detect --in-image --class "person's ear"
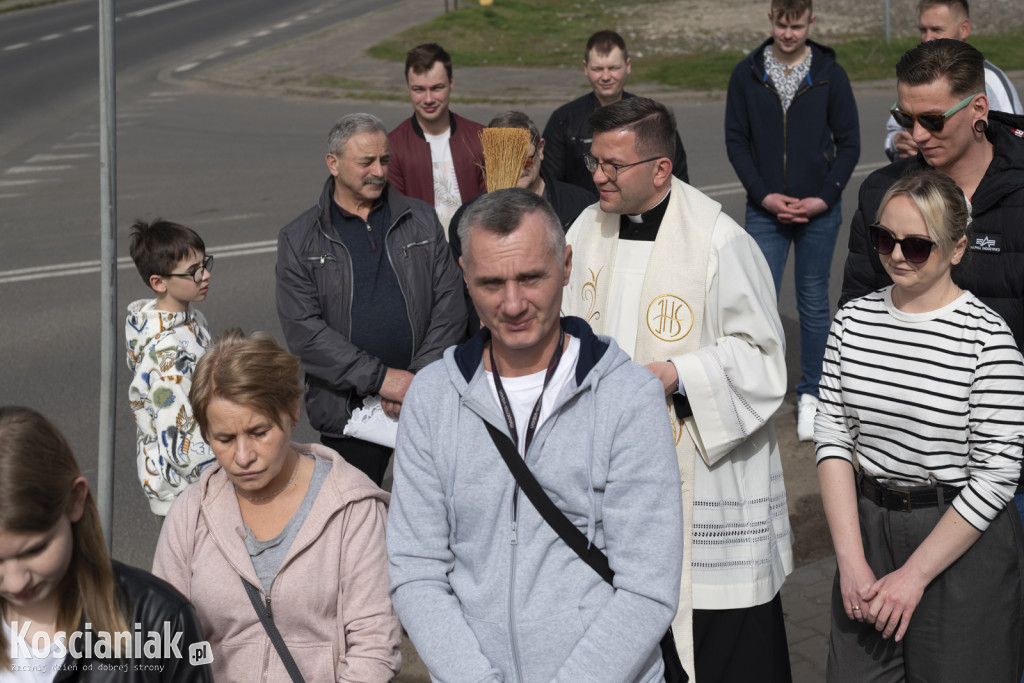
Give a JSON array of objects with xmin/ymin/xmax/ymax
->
[
  {"xmin": 652, "ymin": 158, "xmax": 673, "ymax": 187},
  {"xmin": 563, "ymin": 244, "xmax": 573, "ymax": 285},
  {"xmin": 624, "ymin": 58, "xmax": 631, "ymax": 77},
  {"xmin": 326, "ymin": 153, "xmax": 340, "ymax": 177},
  {"xmin": 149, "ymin": 274, "xmax": 168, "ymax": 294},
  {"xmin": 950, "ymin": 236, "xmax": 968, "ymax": 266},
  {"xmin": 537, "ymin": 138, "xmax": 546, "ymax": 163},
  {"xmin": 67, "ymin": 477, "xmax": 89, "ymax": 524}
]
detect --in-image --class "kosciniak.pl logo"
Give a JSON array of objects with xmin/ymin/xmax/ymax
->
[{"xmin": 9, "ymin": 621, "xmax": 213, "ymax": 666}]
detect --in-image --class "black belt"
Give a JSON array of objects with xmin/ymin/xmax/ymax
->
[{"xmin": 858, "ymin": 472, "xmax": 960, "ymax": 512}]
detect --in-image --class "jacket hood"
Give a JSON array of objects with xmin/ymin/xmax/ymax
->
[
  {"xmin": 193, "ymin": 442, "xmax": 389, "ymax": 587},
  {"xmin": 746, "ymin": 38, "xmax": 836, "ymax": 82},
  {"xmin": 975, "ymin": 112, "xmax": 1024, "ymax": 213},
  {"xmin": 125, "ymin": 299, "xmax": 198, "ymax": 372},
  {"xmin": 450, "ymin": 315, "xmax": 612, "ymax": 389}
]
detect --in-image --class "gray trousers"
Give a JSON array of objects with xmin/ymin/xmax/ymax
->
[{"xmin": 827, "ymin": 493, "xmax": 1024, "ymax": 683}]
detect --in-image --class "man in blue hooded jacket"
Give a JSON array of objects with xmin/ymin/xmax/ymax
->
[
  {"xmin": 725, "ymin": 0, "xmax": 860, "ymax": 443},
  {"xmin": 387, "ymin": 188, "xmax": 684, "ymax": 682}
]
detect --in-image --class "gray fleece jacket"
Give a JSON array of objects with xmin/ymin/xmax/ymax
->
[{"xmin": 387, "ymin": 316, "xmax": 684, "ymax": 683}]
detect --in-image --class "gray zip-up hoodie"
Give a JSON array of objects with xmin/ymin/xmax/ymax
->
[{"xmin": 388, "ymin": 317, "xmax": 684, "ymax": 682}]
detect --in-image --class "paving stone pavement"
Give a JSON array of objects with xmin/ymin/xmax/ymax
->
[{"xmin": 782, "ymin": 556, "xmax": 836, "ymax": 682}]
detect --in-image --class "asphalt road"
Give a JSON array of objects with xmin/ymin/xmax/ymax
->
[{"xmin": 0, "ymin": 0, "xmax": 896, "ymax": 568}]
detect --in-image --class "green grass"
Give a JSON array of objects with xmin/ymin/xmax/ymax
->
[
  {"xmin": 368, "ymin": 0, "xmax": 668, "ymax": 68},
  {"xmin": 370, "ymin": 0, "xmax": 1024, "ymax": 90}
]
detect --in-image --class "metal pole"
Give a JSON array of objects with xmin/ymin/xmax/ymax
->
[
  {"xmin": 885, "ymin": 0, "xmax": 891, "ymax": 45},
  {"xmin": 97, "ymin": 0, "xmax": 117, "ymax": 548}
]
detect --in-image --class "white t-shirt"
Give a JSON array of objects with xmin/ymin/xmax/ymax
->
[
  {"xmin": 423, "ymin": 130, "xmax": 463, "ymax": 230},
  {"xmin": 0, "ymin": 619, "xmax": 64, "ymax": 682},
  {"xmin": 485, "ymin": 335, "xmax": 581, "ymax": 455}
]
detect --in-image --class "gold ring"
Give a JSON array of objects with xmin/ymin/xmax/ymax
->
[{"xmin": 851, "ymin": 605, "xmax": 861, "ymax": 611}]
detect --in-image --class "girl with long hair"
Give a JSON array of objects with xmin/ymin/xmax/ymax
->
[{"xmin": 0, "ymin": 406, "xmax": 210, "ymax": 682}]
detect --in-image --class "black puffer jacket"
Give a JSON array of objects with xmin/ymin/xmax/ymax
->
[
  {"xmin": 52, "ymin": 561, "xmax": 211, "ymax": 682},
  {"xmin": 840, "ymin": 111, "xmax": 1024, "ymax": 347}
]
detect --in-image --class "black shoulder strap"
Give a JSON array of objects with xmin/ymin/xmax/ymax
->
[
  {"xmin": 484, "ymin": 421, "xmax": 689, "ymax": 683},
  {"xmin": 241, "ymin": 578, "xmax": 306, "ymax": 683},
  {"xmin": 484, "ymin": 421, "xmax": 613, "ymax": 583}
]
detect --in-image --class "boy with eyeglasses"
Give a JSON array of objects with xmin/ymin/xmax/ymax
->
[
  {"xmin": 725, "ymin": 0, "xmax": 860, "ymax": 442},
  {"xmin": 126, "ymin": 219, "xmax": 215, "ymax": 520}
]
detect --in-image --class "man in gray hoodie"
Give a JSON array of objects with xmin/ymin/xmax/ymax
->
[{"xmin": 387, "ymin": 188, "xmax": 685, "ymax": 682}]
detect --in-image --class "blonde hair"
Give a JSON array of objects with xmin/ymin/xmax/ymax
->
[
  {"xmin": 0, "ymin": 407, "xmax": 128, "ymax": 671},
  {"xmin": 877, "ymin": 167, "xmax": 972, "ymax": 254},
  {"xmin": 190, "ymin": 329, "xmax": 304, "ymax": 442}
]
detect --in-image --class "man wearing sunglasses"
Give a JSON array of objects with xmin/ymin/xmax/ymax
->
[
  {"xmin": 563, "ymin": 97, "xmax": 793, "ymax": 682},
  {"xmin": 884, "ymin": 0, "xmax": 1022, "ymax": 161},
  {"xmin": 841, "ymin": 39, "xmax": 1024, "ymax": 352}
]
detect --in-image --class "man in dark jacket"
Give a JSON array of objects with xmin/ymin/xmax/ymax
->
[
  {"xmin": 542, "ymin": 30, "xmax": 689, "ymax": 194},
  {"xmin": 725, "ymin": 0, "xmax": 860, "ymax": 442},
  {"xmin": 388, "ymin": 43, "xmax": 486, "ymax": 230},
  {"xmin": 841, "ymin": 39, "xmax": 1024, "ymax": 348},
  {"xmin": 276, "ymin": 113, "xmax": 467, "ymax": 485}
]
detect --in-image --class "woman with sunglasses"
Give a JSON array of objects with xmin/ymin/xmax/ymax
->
[
  {"xmin": 152, "ymin": 330, "xmax": 401, "ymax": 682},
  {"xmin": 815, "ymin": 168, "xmax": 1024, "ymax": 682}
]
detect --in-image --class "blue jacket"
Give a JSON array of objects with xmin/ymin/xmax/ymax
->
[
  {"xmin": 725, "ymin": 39, "xmax": 860, "ymax": 214},
  {"xmin": 387, "ymin": 317, "xmax": 684, "ymax": 682}
]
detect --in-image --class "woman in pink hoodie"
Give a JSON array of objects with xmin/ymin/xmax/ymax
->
[{"xmin": 153, "ymin": 330, "xmax": 401, "ymax": 682}]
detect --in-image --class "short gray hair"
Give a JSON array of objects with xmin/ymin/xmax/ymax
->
[
  {"xmin": 326, "ymin": 113, "xmax": 387, "ymax": 157},
  {"xmin": 458, "ymin": 188, "xmax": 565, "ymax": 264}
]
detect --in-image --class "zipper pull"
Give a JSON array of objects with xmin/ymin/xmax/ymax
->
[
  {"xmin": 366, "ymin": 223, "xmax": 376, "ymax": 250},
  {"xmin": 265, "ymin": 596, "xmax": 272, "ymax": 618},
  {"xmin": 319, "ymin": 254, "xmax": 326, "ymax": 266},
  {"xmin": 510, "ymin": 520, "xmax": 518, "ymax": 545}
]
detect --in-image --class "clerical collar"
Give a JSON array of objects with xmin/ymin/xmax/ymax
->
[{"xmin": 619, "ymin": 190, "xmax": 670, "ymax": 241}]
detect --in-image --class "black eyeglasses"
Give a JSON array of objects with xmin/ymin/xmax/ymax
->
[
  {"xmin": 868, "ymin": 225, "xmax": 936, "ymax": 264},
  {"xmin": 583, "ymin": 153, "xmax": 660, "ymax": 181},
  {"xmin": 161, "ymin": 254, "xmax": 213, "ymax": 283},
  {"xmin": 889, "ymin": 92, "xmax": 983, "ymax": 133}
]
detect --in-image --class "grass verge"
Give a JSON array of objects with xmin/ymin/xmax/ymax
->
[{"xmin": 370, "ymin": 0, "xmax": 1024, "ymax": 90}]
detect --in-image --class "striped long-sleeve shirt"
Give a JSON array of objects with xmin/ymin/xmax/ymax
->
[{"xmin": 815, "ymin": 287, "xmax": 1024, "ymax": 531}]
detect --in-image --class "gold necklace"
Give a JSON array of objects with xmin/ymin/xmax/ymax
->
[{"xmin": 236, "ymin": 457, "xmax": 300, "ymax": 503}]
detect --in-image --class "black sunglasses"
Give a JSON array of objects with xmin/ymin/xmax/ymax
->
[
  {"xmin": 868, "ymin": 225, "xmax": 936, "ymax": 264},
  {"xmin": 889, "ymin": 92, "xmax": 983, "ymax": 133}
]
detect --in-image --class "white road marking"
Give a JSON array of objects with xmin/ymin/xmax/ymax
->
[
  {"xmin": 27, "ymin": 153, "xmax": 92, "ymax": 162},
  {"xmin": 0, "ymin": 193, "xmax": 26, "ymax": 199},
  {"xmin": 126, "ymin": 0, "xmax": 202, "ymax": 19},
  {"xmin": 40, "ymin": 33, "xmax": 62, "ymax": 41},
  {"xmin": 231, "ymin": 39, "xmax": 250, "ymax": 47},
  {"xmin": 175, "ymin": 62, "xmax": 200, "ymax": 72},
  {"xmin": 53, "ymin": 142, "xmax": 100, "ymax": 149},
  {"xmin": 0, "ymin": 179, "xmax": 50, "ymax": 187},
  {"xmin": 253, "ymin": 30, "xmax": 271, "ymax": 37},
  {"xmin": 0, "ymin": 240, "xmax": 276, "ymax": 285},
  {"xmin": 205, "ymin": 51, "xmax": 225, "ymax": 60},
  {"xmin": 273, "ymin": 22, "xmax": 291, "ymax": 29},
  {"xmin": 4, "ymin": 43, "xmax": 29, "ymax": 51},
  {"xmin": 72, "ymin": 24, "xmax": 93, "ymax": 32},
  {"xmin": 5, "ymin": 165, "xmax": 74, "ymax": 174}
]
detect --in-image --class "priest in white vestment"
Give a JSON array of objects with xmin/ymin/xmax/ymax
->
[{"xmin": 563, "ymin": 97, "xmax": 794, "ymax": 683}]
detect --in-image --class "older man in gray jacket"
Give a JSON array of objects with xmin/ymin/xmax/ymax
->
[
  {"xmin": 276, "ymin": 113, "xmax": 467, "ymax": 486},
  {"xmin": 387, "ymin": 188, "xmax": 684, "ymax": 682}
]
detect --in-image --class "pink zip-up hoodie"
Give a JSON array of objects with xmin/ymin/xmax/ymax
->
[{"xmin": 153, "ymin": 442, "xmax": 401, "ymax": 682}]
